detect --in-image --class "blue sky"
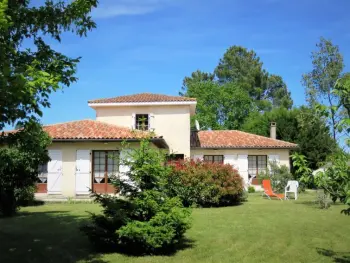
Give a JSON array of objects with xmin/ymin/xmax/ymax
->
[{"xmin": 33, "ymin": 0, "xmax": 350, "ymax": 125}]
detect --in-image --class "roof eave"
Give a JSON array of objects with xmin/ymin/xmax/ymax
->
[
  {"xmin": 191, "ymin": 146, "xmax": 298, "ymax": 150},
  {"xmin": 52, "ymin": 138, "xmax": 169, "ymax": 149}
]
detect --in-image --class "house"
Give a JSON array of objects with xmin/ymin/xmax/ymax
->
[{"xmin": 19, "ymin": 93, "xmax": 297, "ymax": 197}]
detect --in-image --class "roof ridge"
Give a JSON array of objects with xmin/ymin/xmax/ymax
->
[{"xmin": 88, "ymin": 92, "xmax": 196, "ymax": 103}]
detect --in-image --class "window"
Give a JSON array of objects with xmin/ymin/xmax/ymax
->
[
  {"xmin": 38, "ymin": 163, "xmax": 48, "ymax": 183},
  {"xmin": 135, "ymin": 114, "xmax": 149, "ymax": 130},
  {"xmin": 93, "ymin": 151, "xmax": 119, "ymax": 184},
  {"xmin": 248, "ymin": 155, "xmax": 267, "ymax": 178},
  {"xmin": 204, "ymin": 155, "xmax": 224, "ymax": 163}
]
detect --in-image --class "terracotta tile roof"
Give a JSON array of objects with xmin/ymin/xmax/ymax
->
[
  {"xmin": 88, "ymin": 93, "xmax": 196, "ymax": 104},
  {"xmin": 41, "ymin": 120, "xmax": 161, "ymax": 140},
  {"xmin": 191, "ymin": 130, "xmax": 298, "ymax": 149}
]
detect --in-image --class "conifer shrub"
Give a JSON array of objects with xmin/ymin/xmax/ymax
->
[{"xmin": 81, "ymin": 139, "xmax": 191, "ymax": 254}]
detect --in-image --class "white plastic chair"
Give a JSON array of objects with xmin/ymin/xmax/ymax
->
[{"xmin": 285, "ymin": 180, "xmax": 299, "ymax": 200}]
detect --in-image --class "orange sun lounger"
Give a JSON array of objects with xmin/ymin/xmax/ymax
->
[{"xmin": 262, "ymin": 180, "xmax": 284, "ymax": 201}]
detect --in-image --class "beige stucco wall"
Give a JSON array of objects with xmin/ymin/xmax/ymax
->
[
  {"xmin": 94, "ymin": 105, "xmax": 191, "ymax": 157},
  {"xmin": 191, "ymin": 148, "xmax": 291, "ymax": 168},
  {"xmin": 191, "ymin": 148, "xmax": 291, "ymax": 183},
  {"xmin": 47, "ymin": 141, "xmax": 143, "ymax": 197}
]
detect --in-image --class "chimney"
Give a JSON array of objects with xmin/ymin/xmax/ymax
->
[{"xmin": 270, "ymin": 122, "xmax": 276, "ymax": 139}]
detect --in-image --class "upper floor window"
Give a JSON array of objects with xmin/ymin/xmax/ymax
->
[
  {"xmin": 204, "ymin": 155, "xmax": 224, "ymax": 164},
  {"xmin": 135, "ymin": 114, "xmax": 149, "ymax": 130}
]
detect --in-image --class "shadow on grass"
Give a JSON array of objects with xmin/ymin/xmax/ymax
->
[
  {"xmin": 109, "ymin": 237, "xmax": 195, "ymax": 257},
  {"xmin": 0, "ymin": 209, "xmax": 107, "ymax": 263},
  {"xmin": 317, "ymin": 248, "xmax": 350, "ymax": 263}
]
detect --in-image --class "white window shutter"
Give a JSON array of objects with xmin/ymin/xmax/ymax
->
[
  {"xmin": 131, "ymin": 113, "xmax": 136, "ymax": 129},
  {"xmin": 237, "ymin": 154, "xmax": 248, "ymax": 183},
  {"xmin": 224, "ymin": 155, "xmax": 236, "ymax": 166},
  {"xmin": 119, "ymin": 149, "xmax": 132, "ymax": 180},
  {"xmin": 268, "ymin": 155, "xmax": 280, "ymax": 165},
  {"xmin": 193, "ymin": 155, "xmax": 203, "ymax": 161},
  {"xmin": 148, "ymin": 113, "xmax": 154, "ymax": 131}
]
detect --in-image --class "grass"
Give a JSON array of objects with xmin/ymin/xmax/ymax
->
[{"xmin": 1, "ymin": 192, "xmax": 350, "ymax": 263}]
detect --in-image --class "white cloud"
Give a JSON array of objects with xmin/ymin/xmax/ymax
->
[{"xmin": 92, "ymin": 0, "xmax": 175, "ymax": 19}]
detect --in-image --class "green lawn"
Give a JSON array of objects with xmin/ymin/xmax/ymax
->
[{"xmin": 1, "ymin": 192, "xmax": 349, "ymax": 263}]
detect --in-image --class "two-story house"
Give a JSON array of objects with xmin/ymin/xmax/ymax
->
[{"xmin": 34, "ymin": 93, "xmax": 297, "ymax": 197}]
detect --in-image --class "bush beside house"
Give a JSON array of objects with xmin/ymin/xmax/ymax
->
[{"xmin": 166, "ymin": 160, "xmax": 244, "ymax": 207}]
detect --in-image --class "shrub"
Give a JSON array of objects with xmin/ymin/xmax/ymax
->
[
  {"xmin": 166, "ymin": 160, "xmax": 244, "ymax": 207},
  {"xmin": 15, "ymin": 185, "xmax": 36, "ymax": 206},
  {"xmin": 81, "ymin": 139, "xmax": 191, "ymax": 254},
  {"xmin": 247, "ymin": 186, "xmax": 255, "ymax": 193},
  {"xmin": 0, "ymin": 122, "xmax": 50, "ymax": 217},
  {"xmin": 314, "ymin": 152, "xmax": 350, "ymax": 215},
  {"xmin": 316, "ymin": 190, "xmax": 331, "ymax": 209}
]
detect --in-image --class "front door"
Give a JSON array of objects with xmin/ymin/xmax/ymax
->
[
  {"xmin": 76, "ymin": 150, "xmax": 91, "ymax": 195},
  {"xmin": 47, "ymin": 150, "xmax": 62, "ymax": 194}
]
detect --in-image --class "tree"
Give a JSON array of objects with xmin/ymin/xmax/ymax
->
[
  {"xmin": 180, "ymin": 46, "xmax": 293, "ymax": 130},
  {"xmin": 182, "ymin": 80, "xmax": 253, "ymax": 130},
  {"xmin": 0, "ymin": 0, "xmax": 97, "ymax": 216},
  {"xmin": 81, "ymin": 139, "xmax": 191, "ymax": 254},
  {"xmin": 0, "ymin": 0, "xmax": 97, "ymax": 130},
  {"xmin": 0, "ymin": 121, "xmax": 51, "ymax": 216},
  {"xmin": 214, "ymin": 46, "xmax": 293, "ymax": 110},
  {"xmin": 302, "ymin": 37, "xmax": 344, "ymax": 141},
  {"xmin": 242, "ymin": 107, "xmax": 337, "ymax": 170}
]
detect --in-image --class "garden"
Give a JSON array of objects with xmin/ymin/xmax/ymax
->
[{"xmin": 0, "ymin": 192, "xmax": 349, "ymax": 263}]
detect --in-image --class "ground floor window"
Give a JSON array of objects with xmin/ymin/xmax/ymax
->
[
  {"xmin": 93, "ymin": 151, "xmax": 119, "ymax": 193},
  {"xmin": 248, "ymin": 155, "xmax": 267, "ymax": 178},
  {"xmin": 37, "ymin": 163, "xmax": 48, "ymax": 193},
  {"xmin": 204, "ymin": 155, "xmax": 224, "ymax": 164}
]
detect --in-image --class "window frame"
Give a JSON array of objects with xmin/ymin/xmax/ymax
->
[
  {"xmin": 38, "ymin": 163, "xmax": 48, "ymax": 183},
  {"xmin": 135, "ymin": 114, "xmax": 149, "ymax": 131},
  {"xmin": 248, "ymin": 155, "xmax": 267, "ymax": 178},
  {"xmin": 203, "ymin": 155, "xmax": 224, "ymax": 164},
  {"xmin": 92, "ymin": 150, "xmax": 119, "ymax": 193}
]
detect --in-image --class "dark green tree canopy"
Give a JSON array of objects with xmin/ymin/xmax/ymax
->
[
  {"xmin": 180, "ymin": 45, "xmax": 293, "ymax": 130},
  {"xmin": 242, "ymin": 107, "xmax": 337, "ymax": 170}
]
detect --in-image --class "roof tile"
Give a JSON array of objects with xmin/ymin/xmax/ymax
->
[
  {"xmin": 191, "ymin": 130, "xmax": 297, "ymax": 149},
  {"xmin": 42, "ymin": 120, "xmax": 159, "ymax": 140},
  {"xmin": 88, "ymin": 93, "xmax": 196, "ymax": 104}
]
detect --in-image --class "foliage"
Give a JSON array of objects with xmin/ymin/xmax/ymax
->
[
  {"xmin": 166, "ymin": 160, "xmax": 244, "ymax": 207},
  {"xmin": 0, "ymin": 121, "xmax": 51, "ymax": 216},
  {"xmin": 291, "ymin": 152, "xmax": 313, "ymax": 189},
  {"xmin": 15, "ymin": 185, "xmax": 36, "ymax": 206},
  {"xmin": 314, "ymin": 152, "xmax": 350, "ymax": 215},
  {"xmin": 242, "ymin": 106, "xmax": 337, "ymax": 170},
  {"xmin": 0, "ymin": 0, "xmax": 97, "ymax": 216},
  {"xmin": 259, "ymin": 162, "xmax": 293, "ymax": 193},
  {"xmin": 180, "ymin": 81, "xmax": 253, "ymax": 130},
  {"xmin": 302, "ymin": 37, "xmax": 344, "ymax": 141},
  {"xmin": 247, "ymin": 186, "xmax": 255, "ymax": 193},
  {"xmin": 0, "ymin": 0, "xmax": 97, "ymax": 130},
  {"xmin": 81, "ymin": 139, "xmax": 191, "ymax": 254},
  {"xmin": 180, "ymin": 46, "xmax": 293, "ymax": 130}
]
